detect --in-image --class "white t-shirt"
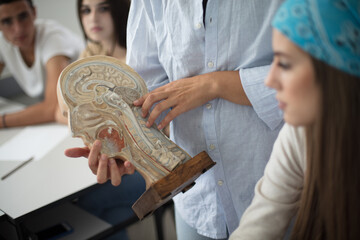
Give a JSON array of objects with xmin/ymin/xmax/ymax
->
[
  {"xmin": 230, "ymin": 124, "xmax": 306, "ymax": 240},
  {"xmin": 0, "ymin": 19, "xmax": 83, "ymax": 97}
]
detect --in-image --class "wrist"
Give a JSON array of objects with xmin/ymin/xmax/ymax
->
[{"xmin": 206, "ymin": 71, "xmax": 222, "ymax": 99}]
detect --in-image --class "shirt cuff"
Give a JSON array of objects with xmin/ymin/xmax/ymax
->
[{"xmin": 240, "ymin": 65, "xmax": 283, "ymax": 130}]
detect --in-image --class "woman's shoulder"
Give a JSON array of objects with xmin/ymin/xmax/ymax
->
[{"xmin": 273, "ymin": 123, "xmax": 307, "ymax": 171}]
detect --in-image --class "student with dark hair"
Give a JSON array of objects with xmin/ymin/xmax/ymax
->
[
  {"xmin": 71, "ymin": 1, "xmax": 145, "ymax": 240},
  {"xmin": 230, "ymin": 0, "xmax": 360, "ymax": 239},
  {"xmin": 76, "ymin": 0, "xmax": 129, "ymax": 61},
  {"xmin": 0, "ymin": 0, "xmax": 82, "ymax": 128}
]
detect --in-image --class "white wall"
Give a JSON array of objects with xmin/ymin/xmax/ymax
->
[{"xmin": 33, "ymin": 0, "xmax": 82, "ymax": 37}]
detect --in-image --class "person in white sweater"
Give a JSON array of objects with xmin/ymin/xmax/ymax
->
[{"xmin": 230, "ymin": 0, "xmax": 360, "ymax": 239}]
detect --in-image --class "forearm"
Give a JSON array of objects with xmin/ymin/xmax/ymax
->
[
  {"xmin": 0, "ymin": 101, "xmax": 57, "ymax": 128},
  {"xmin": 208, "ymin": 71, "xmax": 251, "ymax": 106}
]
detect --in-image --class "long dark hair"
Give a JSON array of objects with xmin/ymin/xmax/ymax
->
[
  {"xmin": 77, "ymin": 0, "xmax": 130, "ymax": 49},
  {"xmin": 291, "ymin": 57, "xmax": 360, "ymax": 240}
]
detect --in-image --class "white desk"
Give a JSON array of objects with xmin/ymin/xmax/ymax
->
[
  {"xmin": 0, "ymin": 125, "xmax": 98, "ymax": 220},
  {"xmin": 0, "ymin": 97, "xmax": 111, "ymax": 239}
]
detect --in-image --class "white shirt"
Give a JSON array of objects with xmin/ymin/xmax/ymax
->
[
  {"xmin": 0, "ymin": 19, "xmax": 83, "ymax": 97},
  {"xmin": 127, "ymin": 0, "xmax": 284, "ymax": 238},
  {"xmin": 230, "ymin": 124, "xmax": 306, "ymax": 240}
]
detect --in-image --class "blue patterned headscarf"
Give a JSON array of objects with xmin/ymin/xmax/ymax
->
[{"xmin": 272, "ymin": 0, "xmax": 360, "ymax": 77}]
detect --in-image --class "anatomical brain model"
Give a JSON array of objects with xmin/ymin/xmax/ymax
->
[{"xmin": 58, "ymin": 56, "xmax": 215, "ymax": 218}]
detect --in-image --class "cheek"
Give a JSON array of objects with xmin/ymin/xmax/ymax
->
[
  {"xmin": 82, "ymin": 16, "xmax": 90, "ymax": 29},
  {"xmin": 104, "ymin": 15, "xmax": 114, "ymax": 32},
  {"xmin": 83, "ymin": 20, "xmax": 94, "ymax": 37},
  {"xmin": 285, "ymin": 72, "xmax": 319, "ymax": 125},
  {"xmin": 25, "ymin": 22, "xmax": 35, "ymax": 35},
  {"xmin": 286, "ymin": 66, "xmax": 314, "ymax": 98}
]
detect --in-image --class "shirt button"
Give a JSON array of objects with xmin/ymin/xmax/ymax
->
[
  {"xmin": 206, "ymin": 103, "xmax": 212, "ymax": 109},
  {"xmin": 218, "ymin": 180, "xmax": 223, "ymax": 186},
  {"xmin": 195, "ymin": 22, "xmax": 202, "ymax": 29},
  {"xmin": 209, "ymin": 144, "xmax": 215, "ymax": 150},
  {"xmin": 207, "ymin": 61, "xmax": 214, "ymax": 68}
]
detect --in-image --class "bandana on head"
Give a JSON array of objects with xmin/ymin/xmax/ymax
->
[{"xmin": 272, "ymin": 0, "xmax": 360, "ymax": 77}]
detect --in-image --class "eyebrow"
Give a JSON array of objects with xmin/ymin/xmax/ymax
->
[
  {"xmin": 98, "ymin": 1, "xmax": 110, "ymax": 5},
  {"xmin": 0, "ymin": 10, "xmax": 28, "ymax": 22},
  {"xmin": 273, "ymin": 51, "xmax": 292, "ymax": 58},
  {"xmin": 81, "ymin": 1, "xmax": 109, "ymax": 8},
  {"xmin": 0, "ymin": 16, "xmax": 11, "ymax": 23}
]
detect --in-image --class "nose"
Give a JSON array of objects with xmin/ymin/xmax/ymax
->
[
  {"xmin": 13, "ymin": 19, "xmax": 24, "ymax": 35},
  {"xmin": 89, "ymin": 9, "xmax": 99, "ymax": 22},
  {"xmin": 264, "ymin": 63, "xmax": 280, "ymax": 90}
]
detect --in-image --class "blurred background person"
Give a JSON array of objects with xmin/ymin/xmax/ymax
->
[
  {"xmin": 78, "ymin": 0, "xmax": 127, "ymax": 60},
  {"xmin": 0, "ymin": 0, "xmax": 82, "ymax": 128}
]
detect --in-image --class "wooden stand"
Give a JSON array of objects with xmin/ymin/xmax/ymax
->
[{"xmin": 132, "ymin": 151, "xmax": 215, "ymax": 219}]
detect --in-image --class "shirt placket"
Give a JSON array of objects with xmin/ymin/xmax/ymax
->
[{"xmin": 203, "ymin": 0, "xmax": 240, "ymax": 233}]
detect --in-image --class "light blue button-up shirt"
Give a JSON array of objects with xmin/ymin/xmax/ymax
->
[{"xmin": 127, "ymin": 0, "xmax": 284, "ymax": 238}]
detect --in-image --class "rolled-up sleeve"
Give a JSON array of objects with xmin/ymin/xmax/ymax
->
[{"xmin": 240, "ymin": 65, "xmax": 283, "ymax": 130}]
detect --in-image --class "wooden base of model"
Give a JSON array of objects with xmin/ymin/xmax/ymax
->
[
  {"xmin": 133, "ymin": 151, "xmax": 215, "ymax": 219},
  {"xmin": 57, "ymin": 56, "xmax": 216, "ymax": 219}
]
